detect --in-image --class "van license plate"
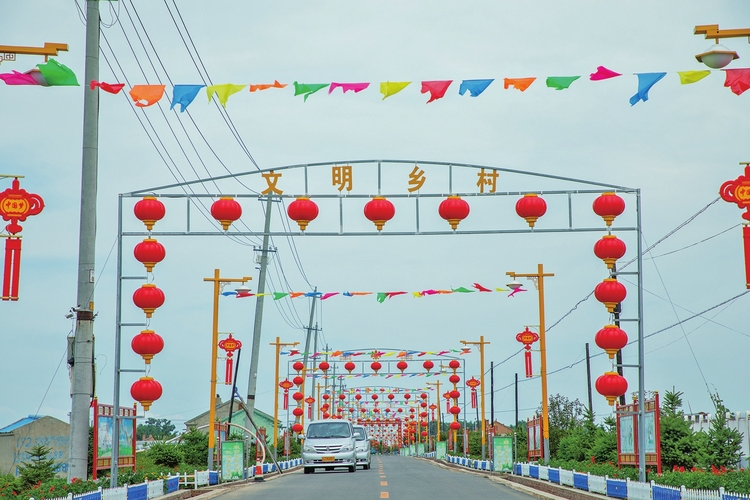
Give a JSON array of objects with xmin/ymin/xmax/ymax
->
[{"xmin": 322, "ymin": 456, "xmax": 335, "ymax": 462}]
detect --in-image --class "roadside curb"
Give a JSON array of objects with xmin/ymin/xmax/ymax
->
[{"xmin": 163, "ymin": 465, "xmax": 302, "ymax": 500}]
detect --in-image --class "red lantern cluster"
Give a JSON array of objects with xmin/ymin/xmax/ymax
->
[
  {"xmin": 130, "ymin": 197, "xmax": 167, "ymax": 411},
  {"xmin": 515, "ymin": 193, "xmax": 547, "ymax": 228}
]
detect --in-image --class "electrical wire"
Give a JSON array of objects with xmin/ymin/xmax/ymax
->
[{"xmin": 644, "ymin": 223, "xmax": 740, "ymax": 260}]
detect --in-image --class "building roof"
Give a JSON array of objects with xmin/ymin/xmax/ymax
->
[
  {"xmin": 184, "ymin": 401, "xmax": 277, "ymax": 428},
  {"xmin": 0, "ymin": 415, "xmax": 42, "ymax": 433}
]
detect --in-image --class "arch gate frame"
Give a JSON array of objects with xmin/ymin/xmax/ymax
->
[{"xmin": 111, "ymin": 159, "xmax": 646, "ymax": 482}]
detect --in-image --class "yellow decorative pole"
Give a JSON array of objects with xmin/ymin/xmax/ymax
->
[
  {"xmin": 203, "ymin": 270, "xmax": 252, "ymax": 469},
  {"xmin": 269, "ymin": 337, "xmax": 299, "ymax": 455},
  {"xmin": 461, "ymin": 336, "xmax": 490, "ymax": 459},
  {"xmin": 507, "ymin": 264, "xmax": 554, "ymax": 463},
  {"xmin": 426, "ymin": 380, "xmax": 441, "ymax": 442}
]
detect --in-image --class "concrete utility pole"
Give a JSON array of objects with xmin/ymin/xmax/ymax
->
[
  {"xmin": 245, "ymin": 196, "xmax": 275, "ymax": 428},
  {"xmin": 68, "ymin": 0, "xmax": 100, "ymax": 482}
]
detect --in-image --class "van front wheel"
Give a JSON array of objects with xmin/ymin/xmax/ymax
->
[{"xmin": 348, "ymin": 465, "xmax": 356, "ymax": 472}]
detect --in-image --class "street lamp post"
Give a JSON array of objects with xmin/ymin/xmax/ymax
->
[
  {"xmin": 270, "ymin": 337, "xmax": 299, "ymax": 459},
  {"xmin": 460, "ymin": 337, "xmax": 490, "ymax": 460},
  {"xmin": 426, "ymin": 380, "xmax": 441, "ymax": 442},
  {"xmin": 507, "ymin": 264, "xmax": 554, "ymax": 464},
  {"xmin": 203, "ymin": 270, "xmax": 252, "ymax": 469}
]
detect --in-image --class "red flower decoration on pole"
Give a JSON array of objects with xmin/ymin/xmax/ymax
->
[
  {"xmin": 438, "ymin": 195, "xmax": 470, "ymax": 230},
  {"xmin": 592, "ymin": 192, "xmax": 625, "ymax": 227},
  {"xmin": 515, "ymin": 193, "xmax": 547, "ymax": 228},
  {"xmin": 210, "ymin": 197, "xmax": 242, "ymax": 230},
  {"xmin": 364, "ymin": 196, "xmax": 395, "ymax": 231},
  {"xmin": 287, "ymin": 196, "xmax": 319, "ymax": 231}
]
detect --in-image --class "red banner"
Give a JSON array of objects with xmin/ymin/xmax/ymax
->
[{"xmin": 744, "ymin": 225, "xmax": 750, "ymax": 289}]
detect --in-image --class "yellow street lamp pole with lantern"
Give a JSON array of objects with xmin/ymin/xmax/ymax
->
[
  {"xmin": 507, "ymin": 264, "xmax": 554, "ymax": 464},
  {"xmin": 203, "ymin": 270, "xmax": 252, "ymax": 469},
  {"xmin": 426, "ymin": 380, "xmax": 441, "ymax": 442},
  {"xmin": 269, "ymin": 337, "xmax": 299, "ymax": 457},
  {"xmin": 460, "ymin": 337, "xmax": 490, "ymax": 460}
]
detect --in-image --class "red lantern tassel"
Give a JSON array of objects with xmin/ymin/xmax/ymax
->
[
  {"xmin": 446, "ymin": 401, "xmax": 450, "ymax": 413},
  {"xmin": 524, "ymin": 350, "xmax": 533, "ymax": 378},
  {"xmin": 308, "ymin": 404, "xmax": 313, "ymax": 419},
  {"xmin": 744, "ymin": 225, "xmax": 750, "ymax": 289},
  {"xmin": 283, "ymin": 391, "xmax": 289, "ymax": 410},
  {"xmin": 471, "ymin": 389, "xmax": 477, "ymax": 409},
  {"xmin": 2, "ymin": 238, "xmax": 21, "ymax": 301},
  {"xmin": 225, "ymin": 358, "xmax": 232, "ymax": 385}
]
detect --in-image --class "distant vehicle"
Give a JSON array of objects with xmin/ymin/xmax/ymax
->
[
  {"xmin": 352, "ymin": 424, "xmax": 371, "ymax": 470},
  {"xmin": 301, "ymin": 420, "xmax": 357, "ymax": 474}
]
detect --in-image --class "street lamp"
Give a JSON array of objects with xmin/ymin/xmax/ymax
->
[
  {"xmin": 203, "ymin": 269, "xmax": 252, "ymax": 469},
  {"xmin": 694, "ymin": 24, "xmax": 750, "ymax": 69},
  {"xmin": 426, "ymin": 381, "xmax": 441, "ymax": 442},
  {"xmin": 507, "ymin": 264, "xmax": 554, "ymax": 464},
  {"xmin": 270, "ymin": 337, "xmax": 299, "ymax": 458},
  {"xmin": 460, "ymin": 336, "xmax": 490, "ymax": 460}
]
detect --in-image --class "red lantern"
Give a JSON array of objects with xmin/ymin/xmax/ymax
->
[
  {"xmin": 133, "ymin": 238, "xmax": 166, "ymax": 273},
  {"xmin": 210, "ymin": 196, "xmax": 242, "ymax": 230},
  {"xmin": 133, "ymin": 196, "xmax": 165, "ymax": 231},
  {"xmin": 593, "ymin": 192, "xmax": 625, "ymax": 227},
  {"xmin": 515, "ymin": 193, "xmax": 547, "ymax": 228},
  {"xmin": 594, "ymin": 278, "xmax": 627, "ymax": 313},
  {"xmin": 404, "ymin": 393, "xmax": 411, "ymax": 401},
  {"xmin": 355, "ymin": 393, "xmax": 362, "ymax": 401},
  {"xmin": 438, "ymin": 195, "xmax": 470, "ymax": 230},
  {"xmin": 449, "ymin": 406, "xmax": 461, "ymax": 415},
  {"xmin": 293, "ymin": 361, "xmax": 304, "ymax": 372},
  {"xmin": 292, "ymin": 391, "xmax": 304, "ymax": 402},
  {"xmin": 421, "ymin": 430, "xmax": 428, "ymax": 437},
  {"xmin": 292, "ymin": 407, "xmax": 304, "ymax": 417},
  {"xmin": 339, "ymin": 393, "xmax": 346, "ymax": 401},
  {"xmin": 448, "ymin": 359, "xmax": 461, "ymax": 370},
  {"xmin": 449, "ymin": 374, "xmax": 461, "ymax": 385},
  {"xmin": 371, "ymin": 394, "xmax": 379, "ymax": 401},
  {"xmin": 345, "ymin": 361, "xmax": 356, "ymax": 373},
  {"xmin": 132, "ymin": 283, "xmax": 165, "ymax": 318},
  {"xmin": 396, "ymin": 360, "xmax": 408, "ymax": 373},
  {"xmin": 387, "ymin": 393, "xmax": 394, "ymax": 401},
  {"xmin": 130, "ymin": 376, "xmax": 162, "ymax": 411},
  {"xmin": 279, "ymin": 379, "xmax": 293, "ymax": 410},
  {"xmin": 363, "ymin": 196, "xmax": 395, "ymax": 231},
  {"xmin": 594, "ymin": 235, "xmax": 627, "ymax": 269},
  {"xmin": 595, "ymin": 372, "xmax": 628, "ymax": 405},
  {"xmin": 293, "ymin": 375, "xmax": 304, "ymax": 387},
  {"xmin": 449, "ymin": 421, "xmax": 461, "ymax": 431},
  {"xmin": 371, "ymin": 361, "xmax": 382, "ymax": 373},
  {"xmin": 322, "ymin": 393, "xmax": 330, "ymax": 401},
  {"xmin": 450, "ymin": 390, "xmax": 461, "ymax": 400},
  {"xmin": 218, "ymin": 334, "xmax": 242, "ymax": 385},
  {"xmin": 516, "ymin": 326, "xmax": 540, "ymax": 378},
  {"xmin": 595, "ymin": 325, "xmax": 629, "ymax": 359},
  {"xmin": 131, "ymin": 329, "xmax": 164, "ymax": 364},
  {"xmin": 287, "ymin": 197, "xmax": 319, "ymax": 231},
  {"xmin": 423, "ymin": 360, "xmax": 434, "ymax": 372},
  {"xmin": 292, "ymin": 423, "xmax": 304, "ymax": 433},
  {"xmin": 318, "ymin": 361, "xmax": 330, "ymax": 372}
]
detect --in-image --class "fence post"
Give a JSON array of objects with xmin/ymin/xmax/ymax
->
[
  {"xmin": 720, "ymin": 487, "xmax": 725, "ymax": 499},
  {"xmin": 681, "ymin": 485, "xmax": 686, "ymax": 500}
]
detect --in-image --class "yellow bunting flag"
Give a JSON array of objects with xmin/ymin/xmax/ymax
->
[
  {"xmin": 380, "ymin": 81, "xmax": 411, "ymax": 100},
  {"xmin": 677, "ymin": 71, "xmax": 711, "ymax": 85},
  {"xmin": 206, "ymin": 84, "xmax": 246, "ymax": 108}
]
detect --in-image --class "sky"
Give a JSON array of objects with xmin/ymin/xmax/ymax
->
[{"xmin": 1, "ymin": 1, "xmax": 749, "ymax": 434}]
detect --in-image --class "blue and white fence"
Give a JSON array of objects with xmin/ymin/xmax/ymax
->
[
  {"xmin": 30, "ymin": 458, "xmax": 305, "ymax": 500},
  {"xmin": 445, "ymin": 455, "xmax": 491, "ymax": 471},
  {"xmin": 508, "ymin": 463, "xmax": 750, "ymax": 500}
]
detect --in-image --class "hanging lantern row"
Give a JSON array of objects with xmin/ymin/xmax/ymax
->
[{"xmin": 130, "ymin": 198, "xmax": 169, "ymax": 412}]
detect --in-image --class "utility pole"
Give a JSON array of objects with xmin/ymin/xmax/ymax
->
[
  {"xmin": 490, "ymin": 361, "xmax": 494, "ymax": 430},
  {"xmin": 514, "ymin": 373, "xmax": 519, "ymax": 463},
  {"xmin": 613, "ymin": 263, "xmax": 626, "ymax": 406},
  {"xmin": 245, "ymin": 196, "xmax": 275, "ymax": 428},
  {"xmin": 300, "ymin": 299, "xmax": 317, "ymax": 429},
  {"xmin": 68, "ymin": 0, "xmax": 100, "ymax": 482},
  {"xmin": 585, "ymin": 343, "xmax": 593, "ymax": 415}
]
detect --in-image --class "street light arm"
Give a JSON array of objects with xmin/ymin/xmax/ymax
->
[{"xmin": 694, "ymin": 24, "xmax": 750, "ymax": 42}]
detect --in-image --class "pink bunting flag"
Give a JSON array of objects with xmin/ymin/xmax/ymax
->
[
  {"xmin": 589, "ymin": 66, "xmax": 622, "ymax": 81},
  {"xmin": 0, "ymin": 70, "xmax": 40, "ymax": 86},
  {"xmin": 90, "ymin": 80, "xmax": 125, "ymax": 94},
  {"xmin": 329, "ymin": 82, "xmax": 370, "ymax": 94},
  {"xmin": 420, "ymin": 80, "xmax": 453, "ymax": 103},
  {"xmin": 321, "ymin": 292, "xmax": 340, "ymax": 300},
  {"xmin": 723, "ymin": 69, "xmax": 750, "ymax": 96},
  {"xmin": 386, "ymin": 291, "xmax": 408, "ymax": 299}
]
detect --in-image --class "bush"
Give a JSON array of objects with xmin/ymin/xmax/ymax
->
[
  {"xmin": 179, "ymin": 429, "xmax": 209, "ymax": 468},
  {"xmin": 147, "ymin": 442, "xmax": 183, "ymax": 468}
]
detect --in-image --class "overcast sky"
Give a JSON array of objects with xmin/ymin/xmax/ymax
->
[{"xmin": 1, "ymin": 1, "xmax": 749, "ymax": 433}]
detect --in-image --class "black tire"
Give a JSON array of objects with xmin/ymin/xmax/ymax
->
[
  {"xmin": 325, "ymin": 467, "xmax": 333, "ymax": 471},
  {"xmin": 364, "ymin": 462, "xmax": 370, "ymax": 470},
  {"xmin": 304, "ymin": 467, "xmax": 314, "ymax": 474},
  {"xmin": 349, "ymin": 464, "xmax": 356, "ymax": 472}
]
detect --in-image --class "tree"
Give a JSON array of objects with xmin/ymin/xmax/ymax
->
[
  {"xmin": 660, "ymin": 389, "xmax": 698, "ymax": 469},
  {"xmin": 147, "ymin": 442, "xmax": 183, "ymax": 468},
  {"xmin": 136, "ymin": 418, "xmax": 176, "ymax": 440},
  {"xmin": 179, "ymin": 428, "xmax": 209, "ymax": 467},
  {"xmin": 547, "ymin": 394, "xmax": 586, "ymax": 457},
  {"xmin": 512, "ymin": 420, "xmax": 527, "ymax": 462},
  {"xmin": 704, "ymin": 393, "xmax": 743, "ymax": 468},
  {"xmin": 16, "ymin": 444, "xmax": 57, "ymax": 489},
  {"xmin": 556, "ymin": 408, "xmax": 603, "ymax": 462},
  {"xmin": 590, "ymin": 415, "xmax": 617, "ymax": 463}
]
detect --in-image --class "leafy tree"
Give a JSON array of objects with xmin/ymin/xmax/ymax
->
[
  {"xmin": 136, "ymin": 418, "xmax": 176, "ymax": 440},
  {"xmin": 590, "ymin": 415, "xmax": 617, "ymax": 463},
  {"xmin": 660, "ymin": 389, "xmax": 698, "ymax": 468},
  {"xmin": 512, "ymin": 421, "xmax": 527, "ymax": 462},
  {"xmin": 17, "ymin": 444, "xmax": 57, "ymax": 489},
  {"xmin": 704, "ymin": 393, "xmax": 743, "ymax": 468},
  {"xmin": 179, "ymin": 428, "xmax": 209, "ymax": 467},
  {"xmin": 547, "ymin": 394, "xmax": 586, "ymax": 457},
  {"xmin": 556, "ymin": 408, "xmax": 603, "ymax": 462}
]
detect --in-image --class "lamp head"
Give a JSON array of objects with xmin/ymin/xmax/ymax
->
[
  {"xmin": 235, "ymin": 283, "xmax": 252, "ymax": 294},
  {"xmin": 695, "ymin": 44, "xmax": 739, "ymax": 69},
  {"xmin": 506, "ymin": 279, "xmax": 523, "ymax": 290}
]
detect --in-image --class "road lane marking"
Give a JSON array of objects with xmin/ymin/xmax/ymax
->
[
  {"xmin": 381, "ymin": 481, "xmax": 388, "ymax": 486},
  {"xmin": 380, "ymin": 493, "xmax": 389, "ymax": 499}
]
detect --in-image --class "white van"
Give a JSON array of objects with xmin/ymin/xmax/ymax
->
[
  {"xmin": 301, "ymin": 420, "xmax": 357, "ymax": 474},
  {"xmin": 352, "ymin": 424, "xmax": 371, "ymax": 470}
]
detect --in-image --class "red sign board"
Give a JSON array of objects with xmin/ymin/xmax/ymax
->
[
  {"xmin": 526, "ymin": 415, "xmax": 543, "ymax": 461},
  {"xmin": 616, "ymin": 393, "xmax": 662, "ymax": 473},
  {"xmin": 92, "ymin": 399, "xmax": 137, "ymax": 479}
]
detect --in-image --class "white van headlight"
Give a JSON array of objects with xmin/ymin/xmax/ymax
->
[
  {"xmin": 303, "ymin": 445, "xmax": 315, "ymax": 452},
  {"xmin": 340, "ymin": 445, "xmax": 353, "ymax": 452}
]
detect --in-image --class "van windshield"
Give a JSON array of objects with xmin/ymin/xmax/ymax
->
[
  {"xmin": 353, "ymin": 429, "xmax": 366, "ymax": 441},
  {"xmin": 306, "ymin": 423, "xmax": 351, "ymax": 438}
]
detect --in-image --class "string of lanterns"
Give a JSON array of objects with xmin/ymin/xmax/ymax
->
[
  {"xmin": 591, "ymin": 193, "xmax": 630, "ymax": 405},
  {"xmin": 130, "ymin": 196, "xmax": 167, "ymax": 411}
]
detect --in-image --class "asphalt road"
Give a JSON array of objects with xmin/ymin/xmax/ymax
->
[{"xmin": 214, "ymin": 455, "xmax": 540, "ymax": 500}]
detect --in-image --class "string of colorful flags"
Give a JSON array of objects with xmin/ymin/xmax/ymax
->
[
  {"xmin": 279, "ymin": 349, "xmax": 471, "ymax": 357},
  {"xmin": 3, "ymin": 58, "xmax": 750, "ymax": 105},
  {"xmin": 220, "ymin": 282, "xmax": 526, "ymax": 303}
]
